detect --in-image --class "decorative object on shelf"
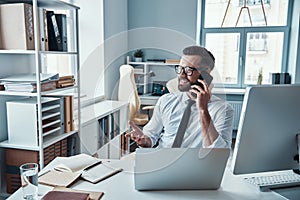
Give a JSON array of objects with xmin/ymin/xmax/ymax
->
[
  {"xmin": 257, "ymin": 68, "xmax": 263, "ymax": 85},
  {"xmin": 133, "ymin": 49, "xmax": 144, "ymax": 62}
]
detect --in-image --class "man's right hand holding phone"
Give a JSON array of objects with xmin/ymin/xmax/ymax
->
[{"xmin": 190, "ymin": 72, "xmax": 213, "ymax": 111}]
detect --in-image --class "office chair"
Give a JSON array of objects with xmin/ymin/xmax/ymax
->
[{"xmin": 118, "ymin": 64, "xmax": 154, "ymax": 126}]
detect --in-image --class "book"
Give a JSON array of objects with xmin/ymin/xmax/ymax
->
[
  {"xmin": 58, "ymin": 75, "xmax": 74, "ymax": 80},
  {"xmin": 55, "ymin": 14, "xmax": 68, "ymax": 51},
  {"xmin": 38, "ymin": 154, "xmax": 101, "ymax": 187},
  {"xmin": 81, "ymin": 165, "xmax": 123, "ymax": 184},
  {"xmin": 57, "ymin": 78, "xmax": 75, "ymax": 88},
  {"xmin": 42, "ymin": 191, "xmax": 89, "ymax": 200},
  {"xmin": 0, "ymin": 73, "xmax": 59, "ymax": 92},
  {"xmin": 165, "ymin": 59, "xmax": 180, "ymax": 64},
  {"xmin": 47, "ymin": 11, "xmax": 67, "ymax": 51},
  {"xmin": 64, "ymin": 96, "xmax": 74, "ymax": 133},
  {"xmin": 0, "ymin": 73, "xmax": 59, "ymax": 83},
  {"xmin": 38, "ymin": 154, "xmax": 123, "ymax": 187},
  {"xmin": 0, "ymin": 3, "xmax": 35, "ymax": 50},
  {"xmin": 53, "ymin": 187, "xmax": 104, "ymax": 200},
  {"xmin": 3, "ymin": 80, "xmax": 57, "ymax": 92},
  {"xmin": 39, "ymin": 8, "xmax": 49, "ymax": 51}
]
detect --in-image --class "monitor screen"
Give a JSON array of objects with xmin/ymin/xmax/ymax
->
[{"xmin": 231, "ymin": 85, "xmax": 300, "ymax": 174}]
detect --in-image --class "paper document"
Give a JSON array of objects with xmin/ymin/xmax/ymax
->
[{"xmin": 0, "ymin": 73, "xmax": 59, "ymax": 83}]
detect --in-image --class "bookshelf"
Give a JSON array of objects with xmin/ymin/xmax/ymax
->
[
  {"xmin": 80, "ymin": 100, "xmax": 130, "ymax": 159},
  {"xmin": 0, "ymin": 0, "xmax": 80, "ymax": 195}
]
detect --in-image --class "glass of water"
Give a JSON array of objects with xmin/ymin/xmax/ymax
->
[{"xmin": 19, "ymin": 163, "xmax": 38, "ymax": 200}]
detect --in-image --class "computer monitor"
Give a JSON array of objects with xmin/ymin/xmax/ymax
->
[{"xmin": 231, "ymin": 84, "xmax": 300, "ymax": 175}]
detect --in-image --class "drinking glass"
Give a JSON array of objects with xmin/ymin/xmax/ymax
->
[{"xmin": 19, "ymin": 163, "xmax": 38, "ymax": 200}]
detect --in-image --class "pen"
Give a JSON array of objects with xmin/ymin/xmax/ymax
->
[
  {"xmin": 92, "ymin": 168, "xmax": 123, "ymax": 184},
  {"xmin": 38, "ymin": 169, "xmax": 51, "ymax": 177},
  {"xmin": 84, "ymin": 160, "xmax": 102, "ymax": 171}
]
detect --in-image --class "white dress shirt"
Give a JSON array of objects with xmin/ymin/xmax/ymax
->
[{"xmin": 143, "ymin": 92, "xmax": 234, "ymax": 148}]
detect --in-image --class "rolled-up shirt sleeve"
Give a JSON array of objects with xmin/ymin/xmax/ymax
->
[
  {"xmin": 206, "ymin": 103, "xmax": 234, "ymax": 148},
  {"xmin": 143, "ymin": 98, "xmax": 164, "ymax": 147}
]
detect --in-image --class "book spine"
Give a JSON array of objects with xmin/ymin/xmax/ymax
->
[
  {"xmin": 24, "ymin": 3, "xmax": 35, "ymax": 50},
  {"xmin": 39, "ymin": 8, "xmax": 48, "ymax": 51},
  {"xmin": 55, "ymin": 14, "xmax": 68, "ymax": 52}
]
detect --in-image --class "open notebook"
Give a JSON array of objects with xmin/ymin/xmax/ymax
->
[{"xmin": 39, "ymin": 154, "xmax": 122, "ymax": 187}]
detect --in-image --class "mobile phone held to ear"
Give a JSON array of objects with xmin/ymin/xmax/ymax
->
[{"xmin": 191, "ymin": 71, "xmax": 213, "ymax": 97}]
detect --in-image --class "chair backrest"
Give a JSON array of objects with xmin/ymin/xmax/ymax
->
[
  {"xmin": 118, "ymin": 64, "xmax": 141, "ymax": 120},
  {"xmin": 166, "ymin": 77, "xmax": 178, "ymax": 93}
]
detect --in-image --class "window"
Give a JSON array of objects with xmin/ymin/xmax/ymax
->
[{"xmin": 200, "ymin": 0, "xmax": 291, "ymax": 87}]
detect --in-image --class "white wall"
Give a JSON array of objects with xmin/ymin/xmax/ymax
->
[{"xmin": 64, "ymin": 0, "xmax": 105, "ymax": 104}]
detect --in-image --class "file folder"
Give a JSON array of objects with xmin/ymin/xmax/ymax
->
[
  {"xmin": 39, "ymin": 8, "xmax": 49, "ymax": 51},
  {"xmin": 47, "ymin": 11, "xmax": 68, "ymax": 51},
  {"xmin": 0, "ymin": 3, "xmax": 35, "ymax": 50},
  {"xmin": 64, "ymin": 96, "xmax": 74, "ymax": 133}
]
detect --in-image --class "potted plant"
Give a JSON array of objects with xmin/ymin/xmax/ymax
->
[{"xmin": 134, "ymin": 49, "xmax": 144, "ymax": 62}]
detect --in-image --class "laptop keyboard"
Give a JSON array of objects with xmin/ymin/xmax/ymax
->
[{"xmin": 244, "ymin": 171, "xmax": 300, "ymax": 191}]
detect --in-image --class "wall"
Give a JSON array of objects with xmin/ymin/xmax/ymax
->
[
  {"xmin": 64, "ymin": 0, "xmax": 105, "ymax": 104},
  {"xmin": 127, "ymin": 0, "xmax": 198, "ymax": 60},
  {"xmin": 104, "ymin": 0, "xmax": 128, "ymax": 100}
]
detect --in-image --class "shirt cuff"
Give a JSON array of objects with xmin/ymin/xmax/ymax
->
[{"xmin": 205, "ymin": 135, "xmax": 230, "ymax": 148}]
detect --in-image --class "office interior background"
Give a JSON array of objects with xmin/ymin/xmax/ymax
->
[{"xmin": 0, "ymin": 0, "xmax": 299, "ymax": 198}]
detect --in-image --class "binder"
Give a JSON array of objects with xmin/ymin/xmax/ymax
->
[
  {"xmin": 64, "ymin": 96, "xmax": 74, "ymax": 133},
  {"xmin": 55, "ymin": 14, "xmax": 68, "ymax": 51},
  {"xmin": 47, "ymin": 11, "xmax": 67, "ymax": 51},
  {"xmin": 0, "ymin": 3, "xmax": 35, "ymax": 50},
  {"xmin": 38, "ymin": 8, "xmax": 49, "ymax": 51}
]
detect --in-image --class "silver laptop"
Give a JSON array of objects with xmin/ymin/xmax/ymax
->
[{"xmin": 134, "ymin": 148, "xmax": 230, "ymax": 190}]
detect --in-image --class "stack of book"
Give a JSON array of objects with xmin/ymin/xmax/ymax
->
[
  {"xmin": 57, "ymin": 75, "xmax": 75, "ymax": 88},
  {"xmin": 0, "ymin": 73, "xmax": 59, "ymax": 92}
]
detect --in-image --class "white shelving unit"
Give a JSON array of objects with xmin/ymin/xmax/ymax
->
[
  {"xmin": 127, "ymin": 60, "xmax": 178, "ymax": 94},
  {"xmin": 0, "ymin": 0, "xmax": 80, "ymax": 195}
]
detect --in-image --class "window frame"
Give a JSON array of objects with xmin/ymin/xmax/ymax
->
[{"xmin": 199, "ymin": 0, "xmax": 293, "ymax": 88}]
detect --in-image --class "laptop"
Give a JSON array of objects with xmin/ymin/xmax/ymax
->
[{"xmin": 134, "ymin": 148, "xmax": 230, "ymax": 190}]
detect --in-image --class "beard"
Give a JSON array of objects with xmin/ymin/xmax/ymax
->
[{"xmin": 178, "ymin": 77, "xmax": 195, "ymax": 92}]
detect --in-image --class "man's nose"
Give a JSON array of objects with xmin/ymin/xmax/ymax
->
[{"xmin": 179, "ymin": 69, "xmax": 187, "ymax": 77}]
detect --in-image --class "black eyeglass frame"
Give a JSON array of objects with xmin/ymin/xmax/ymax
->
[{"xmin": 175, "ymin": 65, "xmax": 198, "ymax": 76}]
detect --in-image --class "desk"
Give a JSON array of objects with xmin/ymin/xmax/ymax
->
[
  {"xmin": 139, "ymin": 94, "xmax": 160, "ymax": 106},
  {"xmin": 7, "ymin": 155, "xmax": 291, "ymax": 200}
]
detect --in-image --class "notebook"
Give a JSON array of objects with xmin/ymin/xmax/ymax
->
[{"xmin": 134, "ymin": 148, "xmax": 230, "ymax": 190}]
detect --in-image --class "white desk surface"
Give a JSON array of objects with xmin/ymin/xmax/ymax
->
[
  {"xmin": 80, "ymin": 100, "xmax": 128, "ymax": 126},
  {"xmin": 7, "ymin": 154, "xmax": 289, "ymax": 200}
]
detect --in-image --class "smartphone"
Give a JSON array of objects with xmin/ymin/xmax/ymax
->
[{"xmin": 191, "ymin": 71, "xmax": 213, "ymax": 97}]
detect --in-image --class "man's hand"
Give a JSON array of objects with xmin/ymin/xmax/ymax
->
[
  {"xmin": 190, "ymin": 78, "xmax": 211, "ymax": 111},
  {"xmin": 125, "ymin": 121, "xmax": 152, "ymax": 147}
]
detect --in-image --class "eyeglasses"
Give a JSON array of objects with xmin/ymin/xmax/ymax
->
[{"xmin": 175, "ymin": 65, "xmax": 198, "ymax": 76}]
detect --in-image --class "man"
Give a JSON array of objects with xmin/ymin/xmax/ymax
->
[{"xmin": 125, "ymin": 45, "xmax": 234, "ymax": 148}]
